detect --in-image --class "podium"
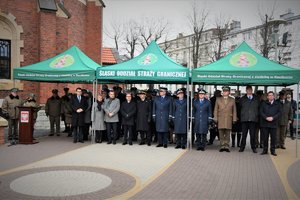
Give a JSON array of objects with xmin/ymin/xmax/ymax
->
[{"xmin": 18, "ymin": 106, "xmax": 38, "ymax": 144}]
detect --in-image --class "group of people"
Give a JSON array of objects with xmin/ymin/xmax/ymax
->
[{"xmin": 1, "ymin": 85, "xmax": 297, "ymax": 156}]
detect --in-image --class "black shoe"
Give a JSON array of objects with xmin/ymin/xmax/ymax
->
[
  {"xmin": 175, "ymin": 145, "xmax": 181, "ymax": 149},
  {"xmin": 280, "ymin": 146, "xmax": 286, "ymax": 149},
  {"xmin": 197, "ymin": 147, "xmax": 201, "ymax": 151},
  {"xmin": 107, "ymin": 141, "xmax": 112, "ymax": 144},
  {"xmin": 225, "ymin": 149, "xmax": 230, "ymax": 152},
  {"xmin": 239, "ymin": 148, "xmax": 244, "ymax": 152},
  {"xmin": 182, "ymin": 146, "xmax": 186, "ymax": 149},
  {"xmin": 67, "ymin": 133, "xmax": 72, "ymax": 137},
  {"xmin": 129, "ymin": 142, "xmax": 133, "ymax": 145},
  {"xmin": 48, "ymin": 133, "xmax": 54, "ymax": 136},
  {"xmin": 122, "ymin": 142, "xmax": 127, "ymax": 145},
  {"xmin": 207, "ymin": 142, "xmax": 213, "ymax": 145},
  {"xmin": 219, "ymin": 148, "xmax": 224, "ymax": 152},
  {"xmin": 292, "ymin": 137, "xmax": 295, "ymax": 140},
  {"xmin": 156, "ymin": 144, "xmax": 163, "ymax": 147},
  {"xmin": 271, "ymin": 152, "xmax": 277, "ymax": 156},
  {"xmin": 147, "ymin": 143, "xmax": 151, "ymax": 146},
  {"xmin": 201, "ymin": 148, "xmax": 205, "ymax": 151},
  {"xmin": 113, "ymin": 141, "xmax": 116, "ymax": 145},
  {"xmin": 252, "ymin": 149, "xmax": 257, "ymax": 153},
  {"xmin": 163, "ymin": 144, "xmax": 168, "ymax": 148},
  {"xmin": 63, "ymin": 129, "xmax": 68, "ymax": 133},
  {"xmin": 73, "ymin": 140, "xmax": 77, "ymax": 143},
  {"xmin": 79, "ymin": 140, "xmax": 84, "ymax": 143},
  {"xmin": 261, "ymin": 151, "xmax": 268, "ymax": 155},
  {"xmin": 139, "ymin": 142, "xmax": 145, "ymax": 145},
  {"xmin": 56, "ymin": 134, "xmax": 60, "ymax": 136}
]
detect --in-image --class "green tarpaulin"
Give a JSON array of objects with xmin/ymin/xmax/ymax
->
[
  {"xmin": 13, "ymin": 46, "xmax": 100, "ymax": 82},
  {"xmin": 192, "ymin": 41, "xmax": 300, "ymax": 86},
  {"xmin": 97, "ymin": 41, "xmax": 189, "ymax": 83}
]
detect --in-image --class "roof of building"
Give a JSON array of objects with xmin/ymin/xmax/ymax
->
[{"xmin": 102, "ymin": 48, "xmax": 117, "ymax": 64}]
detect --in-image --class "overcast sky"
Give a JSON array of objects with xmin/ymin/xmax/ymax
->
[{"xmin": 103, "ymin": 0, "xmax": 300, "ymax": 48}]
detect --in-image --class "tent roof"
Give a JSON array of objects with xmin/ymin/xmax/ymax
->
[
  {"xmin": 192, "ymin": 41, "xmax": 300, "ymax": 86},
  {"xmin": 97, "ymin": 41, "xmax": 189, "ymax": 83},
  {"xmin": 13, "ymin": 46, "xmax": 100, "ymax": 82}
]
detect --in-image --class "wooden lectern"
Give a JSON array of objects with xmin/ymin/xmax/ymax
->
[{"xmin": 18, "ymin": 106, "xmax": 38, "ymax": 144}]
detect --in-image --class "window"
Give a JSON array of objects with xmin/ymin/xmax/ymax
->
[{"xmin": 0, "ymin": 39, "xmax": 11, "ymax": 79}]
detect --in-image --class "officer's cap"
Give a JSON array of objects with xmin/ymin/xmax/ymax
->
[
  {"xmin": 198, "ymin": 88, "xmax": 207, "ymax": 94},
  {"xmin": 159, "ymin": 87, "xmax": 167, "ymax": 91},
  {"xmin": 222, "ymin": 86, "xmax": 230, "ymax": 91},
  {"xmin": 10, "ymin": 88, "xmax": 19, "ymax": 92}
]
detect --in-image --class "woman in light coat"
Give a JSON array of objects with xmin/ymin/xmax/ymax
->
[{"xmin": 92, "ymin": 94, "xmax": 106, "ymax": 143}]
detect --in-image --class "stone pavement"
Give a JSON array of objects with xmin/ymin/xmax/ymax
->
[{"xmin": 0, "ymin": 131, "xmax": 299, "ymax": 200}]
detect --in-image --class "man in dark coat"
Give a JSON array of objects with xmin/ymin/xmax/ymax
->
[
  {"xmin": 193, "ymin": 89, "xmax": 212, "ymax": 151},
  {"xmin": 276, "ymin": 91, "xmax": 293, "ymax": 149},
  {"xmin": 207, "ymin": 90, "xmax": 221, "ymax": 145},
  {"xmin": 121, "ymin": 91, "xmax": 137, "ymax": 145},
  {"xmin": 260, "ymin": 91, "xmax": 281, "ymax": 156},
  {"xmin": 239, "ymin": 85, "xmax": 260, "ymax": 153},
  {"xmin": 153, "ymin": 87, "xmax": 173, "ymax": 148},
  {"xmin": 136, "ymin": 90, "xmax": 152, "ymax": 146},
  {"xmin": 173, "ymin": 89, "xmax": 188, "ymax": 149},
  {"xmin": 71, "ymin": 88, "xmax": 87, "ymax": 143},
  {"xmin": 45, "ymin": 89, "xmax": 61, "ymax": 136}
]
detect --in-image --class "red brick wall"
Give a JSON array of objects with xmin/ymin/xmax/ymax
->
[{"xmin": 0, "ymin": 0, "xmax": 104, "ymax": 104}]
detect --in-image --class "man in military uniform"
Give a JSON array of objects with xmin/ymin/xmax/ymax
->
[
  {"xmin": 173, "ymin": 88, "xmax": 188, "ymax": 149},
  {"xmin": 214, "ymin": 86, "xmax": 237, "ymax": 152},
  {"xmin": 276, "ymin": 91, "xmax": 293, "ymax": 149},
  {"xmin": 153, "ymin": 87, "xmax": 173, "ymax": 148},
  {"xmin": 136, "ymin": 90, "xmax": 152, "ymax": 146},
  {"xmin": 45, "ymin": 89, "xmax": 61, "ymax": 136},
  {"xmin": 193, "ymin": 89, "xmax": 212, "ymax": 151},
  {"xmin": 1, "ymin": 88, "xmax": 23, "ymax": 141}
]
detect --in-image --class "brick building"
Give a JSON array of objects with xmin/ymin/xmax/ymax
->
[{"xmin": 0, "ymin": 0, "xmax": 105, "ymax": 104}]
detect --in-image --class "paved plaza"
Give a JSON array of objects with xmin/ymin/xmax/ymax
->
[{"xmin": 0, "ymin": 130, "xmax": 299, "ymax": 200}]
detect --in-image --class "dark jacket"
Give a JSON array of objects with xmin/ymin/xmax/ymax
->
[
  {"xmin": 276, "ymin": 99, "xmax": 293, "ymax": 126},
  {"xmin": 260, "ymin": 100, "xmax": 281, "ymax": 128},
  {"xmin": 173, "ymin": 98, "xmax": 188, "ymax": 134},
  {"xmin": 121, "ymin": 101, "xmax": 136, "ymax": 126},
  {"xmin": 240, "ymin": 94, "xmax": 260, "ymax": 122},
  {"xmin": 71, "ymin": 94, "xmax": 88, "ymax": 127},
  {"xmin": 193, "ymin": 98, "xmax": 212, "ymax": 134},
  {"xmin": 136, "ymin": 99, "xmax": 152, "ymax": 131},
  {"xmin": 45, "ymin": 96, "xmax": 61, "ymax": 117},
  {"xmin": 152, "ymin": 96, "xmax": 173, "ymax": 132}
]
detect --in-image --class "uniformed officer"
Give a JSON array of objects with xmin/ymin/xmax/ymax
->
[
  {"xmin": 153, "ymin": 87, "xmax": 173, "ymax": 148},
  {"xmin": 193, "ymin": 89, "xmax": 212, "ymax": 151},
  {"xmin": 136, "ymin": 90, "xmax": 152, "ymax": 146},
  {"xmin": 1, "ymin": 88, "xmax": 23, "ymax": 141},
  {"xmin": 214, "ymin": 86, "xmax": 237, "ymax": 152},
  {"xmin": 45, "ymin": 89, "xmax": 61, "ymax": 136},
  {"xmin": 173, "ymin": 88, "xmax": 188, "ymax": 149}
]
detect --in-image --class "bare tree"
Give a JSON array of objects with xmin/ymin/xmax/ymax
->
[
  {"xmin": 104, "ymin": 19, "xmax": 124, "ymax": 52},
  {"xmin": 187, "ymin": 1, "xmax": 209, "ymax": 68},
  {"xmin": 138, "ymin": 17, "xmax": 170, "ymax": 50},
  {"xmin": 123, "ymin": 20, "xmax": 140, "ymax": 59}
]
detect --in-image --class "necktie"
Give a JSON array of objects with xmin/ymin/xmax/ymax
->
[{"xmin": 78, "ymin": 96, "xmax": 81, "ymax": 102}]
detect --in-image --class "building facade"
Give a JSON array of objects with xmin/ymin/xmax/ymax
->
[{"xmin": 0, "ymin": 0, "xmax": 105, "ymax": 104}]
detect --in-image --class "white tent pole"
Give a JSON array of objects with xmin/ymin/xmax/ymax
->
[
  {"xmin": 186, "ymin": 80, "xmax": 190, "ymax": 150},
  {"xmin": 91, "ymin": 80, "xmax": 96, "ymax": 144},
  {"xmin": 189, "ymin": 81, "xmax": 193, "ymax": 150},
  {"xmin": 296, "ymin": 82, "xmax": 299, "ymax": 158}
]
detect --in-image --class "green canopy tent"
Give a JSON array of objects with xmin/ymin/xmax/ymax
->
[
  {"xmin": 191, "ymin": 41, "xmax": 300, "ymax": 156},
  {"xmin": 96, "ymin": 41, "xmax": 189, "ymax": 83},
  {"xmin": 97, "ymin": 41, "xmax": 192, "ymax": 147},
  {"xmin": 13, "ymin": 46, "xmax": 100, "ymax": 82},
  {"xmin": 192, "ymin": 41, "xmax": 300, "ymax": 86}
]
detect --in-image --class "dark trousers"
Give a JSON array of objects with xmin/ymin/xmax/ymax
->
[
  {"xmin": 95, "ymin": 130, "xmax": 104, "ymax": 142},
  {"xmin": 8, "ymin": 119, "xmax": 19, "ymax": 139},
  {"xmin": 241, "ymin": 122, "xmax": 257, "ymax": 150},
  {"xmin": 209, "ymin": 127, "xmax": 219, "ymax": 143},
  {"xmin": 82, "ymin": 124, "xmax": 90, "ymax": 140},
  {"xmin": 157, "ymin": 132, "xmax": 168, "ymax": 145},
  {"xmin": 123, "ymin": 125, "xmax": 133, "ymax": 143},
  {"xmin": 73, "ymin": 126, "xmax": 83, "ymax": 142},
  {"xmin": 196, "ymin": 133, "xmax": 207, "ymax": 148},
  {"xmin": 261, "ymin": 127, "xmax": 277, "ymax": 153},
  {"xmin": 139, "ymin": 131, "xmax": 152, "ymax": 144},
  {"xmin": 106, "ymin": 122, "xmax": 118, "ymax": 142},
  {"xmin": 176, "ymin": 134, "xmax": 187, "ymax": 147},
  {"xmin": 289, "ymin": 120, "xmax": 294, "ymax": 138},
  {"xmin": 49, "ymin": 115, "xmax": 60, "ymax": 134}
]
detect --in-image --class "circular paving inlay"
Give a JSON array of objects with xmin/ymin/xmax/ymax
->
[{"xmin": 10, "ymin": 170, "xmax": 112, "ymax": 197}]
